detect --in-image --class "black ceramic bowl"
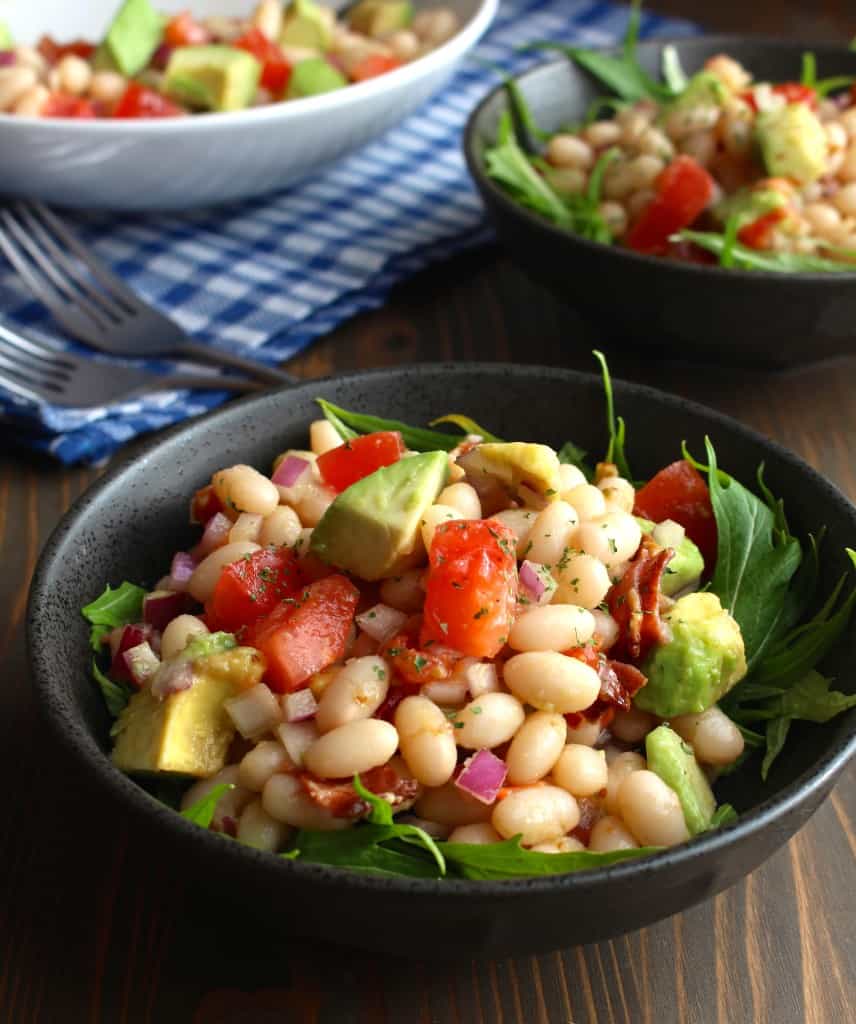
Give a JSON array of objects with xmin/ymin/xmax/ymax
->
[
  {"xmin": 27, "ymin": 365, "xmax": 856, "ymax": 958},
  {"xmin": 464, "ymin": 38, "xmax": 856, "ymax": 367}
]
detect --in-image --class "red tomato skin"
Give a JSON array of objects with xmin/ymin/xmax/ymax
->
[
  {"xmin": 42, "ymin": 94, "xmax": 97, "ymax": 119},
  {"xmin": 190, "ymin": 483, "xmax": 224, "ymax": 525},
  {"xmin": 737, "ymin": 207, "xmax": 787, "ymax": 249},
  {"xmin": 253, "ymin": 575, "xmax": 360, "ymax": 693},
  {"xmin": 206, "ymin": 548, "xmax": 304, "ymax": 634},
  {"xmin": 740, "ymin": 83, "xmax": 817, "ymax": 112},
  {"xmin": 421, "ymin": 519, "xmax": 518, "ymax": 658},
  {"xmin": 165, "ymin": 12, "xmax": 210, "ymax": 47},
  {"xmin": 37, "ymin": 36, "xmax": 96, "ymax": 63},
  {"xmin": 112, "ymin": 83, "xmax": 183, "ymax": 119},
  {"xmin": 625, "ymin": 156, "xmax": 715, "ymax": 255},
  {"xmin": 233, "ymin": 27, "xmax": 292, "ymax": 94},
  {"xmin": 316, "ymin": 432, "xmax": 405, "ymax": 493},
  {"xmin": 350, "ymin": 54, "xmax": 402, "ymax": 82},
  {"xmin": 633, "ymin": 460, "xmax": 717, "ymax": 569}
]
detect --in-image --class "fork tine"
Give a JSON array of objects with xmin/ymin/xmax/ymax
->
[
  {"xmin": 0, "ymin": 322, "xmax": 77, "ymax": 369},
  {"xmin": 0, "ymin": 336, "xmax": 70, "ymax": 382},
  {"xmin": 0, "ymin": 347, "xmax": 63, "ymax": 396},
  {"xmin": 24, "ymin": 202, "xmax": 145, "ymax": 314},
  {"xmin": 0, "ymin": 211, "xmax": 117, "ymax": 330},
  {"xmin": 0, "ymin": 364, "xmax": 48, "ymax": 404}
]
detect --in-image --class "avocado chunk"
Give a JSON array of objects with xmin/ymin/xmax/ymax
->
[
  {"xmin": 165, "ymin": 46, "xmax": 261, "ymax": 112},
  {"xmin": 635, "ymin": 592, "xmax": 747, "ymax": 717},
  {"xmin": 457, "ymin": 443, "xmax": 561, "ymax": 501},
  {"xmin": 97, "ymin": 0, "xmax": 164, "ymax": 77},
  {"xmin": 668, "ymin": 70, "xmax": 726, "ymax": 113},
  {"xmin": 756, "ymin": 103, "xmax": 827, "ymax": 185},
  {"xmin": 281, "ymin": 0, "xmax": 334, "ymax": 51},
  {"xmin": 348, "ymin": 1, "xmax": 414, "ymax": 38},
  {"xmin": 287, "ymin": 58, "xmax": 347, "ymax": 99},
  {"xmin": 636, "ymin": 518, "xmax": 704, "ymax": 596},
  {"xmin": 712, "ymin": 184, "xmax": 790, "ymax": 230},
  {"xmin": 0, "ymin": 21, "xmax": 13, "ymax": 49},
  {"xmin": 646, "ymin": 724, "xmax": 716, "ymax": 835},
  {"xmin": 311, "ymin": 451, "xmax": 449, "ymax": 580}
]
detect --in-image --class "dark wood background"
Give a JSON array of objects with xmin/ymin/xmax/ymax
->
[{"xmin": 2, "ymin": 2, "xmax": 855, "ymax": 1021}]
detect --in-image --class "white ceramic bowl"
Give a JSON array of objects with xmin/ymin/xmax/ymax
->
[{"xmin": 0, "ymin": 0, "xmax": 497, "ymax": 209}]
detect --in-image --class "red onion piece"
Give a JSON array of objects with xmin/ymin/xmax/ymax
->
[
  {"xmin": 272, "ymin": 455, "xmax": 309, "ymax": 488},
  {"xmin": 108, "ymin": 623, "xmax": 152, "ymax": 679},
  {"xmin": 151, "ymin": 660, "xmax": 194, "ymax": 700},
  {"xmin": 150, "ymin": 42, "xmax": 173, "ymax": 70},
  {"xmin": 275, "ymin": 721, "xmax": 318, "ymax": 767},
  {"xmin": 0, "ymin": 51, "xmax": 15, "ymax": 67},
  {"xmin": 455, "ymin": 749, "xmax": 507, "ymax": 805},
  {"xmin": 283, "ymin": 688, "xmax": 318, "ymax": 723},
  {"xmin": 225, "ymin": 684, "xmax": 283, "ymax": 739},
  {"xmin": 123, "ymin": 641, "xmax": 161, "ymax": 687},
  {"xmin": 194, "ymin": 511, "xmax": 232, "ymax": 558},
  {"xmin": 355, "ymin": 603, "xmax": 409, "ymax": 643},
  {"xmin": 168, "ymin": 551, "xmax": 197, "ymax": 590},
  {"xmin": 143, "ymin": 589, "xmax": 188, "ymax": 632},
  {"xmin": 519, "ymin": 560, "xmax": 546, "ymax": 601}
]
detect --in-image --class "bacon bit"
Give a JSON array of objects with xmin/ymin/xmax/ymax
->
[
  {"xmin": 374, "ymin": 681, "xmax": 421, "ymax": 722},
  {"xmin": 570, "ymin": 797, "xmax": 604, "ymax": 846},
  {"xmin": 496, "ymin": 781, "xmax": 546, "ymax": 802},
  {"xmin": 190, "ymin": 483, "xmax": 224, "ymax": 524},
  {"xmin": 299, "ymin": 763, "xmax": 420, "ymax": 818},
  {"xmin": 607, "ymin": 536, "xmax": 673, "ymax": 663},
  {"xmin": 565, "ymin": 658, "xmax": 648, "ymax": 726}
]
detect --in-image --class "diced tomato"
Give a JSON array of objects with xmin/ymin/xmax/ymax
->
[
  {"xmin": 374, "ymin": 681, "xmax": 422, "ymax": 721},
  {"xmin": 112, "ymin": 83, "xmax": 184, "ymax": 119},
  {"xmin": 300, "ymin": 762, "xmax": 420, "ymax": 817},
  {"xmin": 740, "ymin": 83, "xmax": 818, "ymax": 113},
  {"xmin": 634, "ymin": 460, "xmax": 718, "ymax": 569},
  {"xmin": 37, "ymin": 36, "xmax": 96, "ymax": 64},
  {"xmin": 41, "ymin": 94, "xmax": 97, "ymax": 119},
  {"xmin": 164, "ymin": 11, "xmax": 210, "ymax": 47},
  {"xmin": 233, "ymin": 27, "xmax": 292, "ymax": 95},
  {"xmin": 316, "ymin": 431, "xmax": 405, "ymax": 493},
  {"xmin": 252, "ymin": 575, "xmax": 360, "ymax": 692},
  {"xmin": 737, "ymin": 206, "xmax": 788, "ymax": 249},
  {"xmin": 625, "ymin": 155, "xmax": 715, "ymax": 256},
  {"xmin": 206, "ymin": 548, "xmax": 304, "ymax": 634},
  {"xmin": 350, "ymin": 54, "xmax": 403, "ymax": 83},
  {"xmin": 380, "ymin": 628, "xmax": 458, "ymax": 684},
  {"xmin": 190, "ymin": 483, "xmax": 224, "ymax": 525},
  {"xmin": 421, "ymin": 519, "xmax": 518, "ymax": 658}
]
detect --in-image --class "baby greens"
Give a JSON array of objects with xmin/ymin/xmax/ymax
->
[
  {"xmin": 181, "ymin": 783, "xmax": 234, "ymax": 827},
  {"xmin": 82, "ymin": 580, "xmax": 146, "ymax": 651},
  {"xmin": 317, "ymin": 399, "xmax": 486, "ymax": 452},
  {"xmin": 676, "ymin": 230, "xmax": 856, "ymax": 272}
]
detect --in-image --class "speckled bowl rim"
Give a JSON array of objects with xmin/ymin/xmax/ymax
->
[
  {"xmin": 463, "ymin": 36, "xmax": 856, "ymax": 283},
  {"xmin": 27, "ymin": 362, "xmax": 856, "ymax": 897}
]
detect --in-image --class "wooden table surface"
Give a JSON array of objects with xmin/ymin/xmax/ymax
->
[{"xmin": 2, "ymin": 3, "xmax": 856, "ymax": 1021}]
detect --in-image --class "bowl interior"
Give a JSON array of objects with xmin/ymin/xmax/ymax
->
[{"xmin": 29, "ymin": 366, "xmax": 856, "ymax": 855}]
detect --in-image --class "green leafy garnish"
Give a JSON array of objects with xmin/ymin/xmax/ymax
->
[
  {"xmin": 317, "ymin": 398, "xmax": 358, "ymax": 441},
  {"xmin": 719, "ymin": 214, "xmax": 740, "ymax": 269},
  {"xmin": 676, "ymin": 230, "xmax": 856, "ymax": 272},
  {"xmin": 437, "ymin": 837, "xmax": 657, "ymax": 879},
  {"xmin": 313, "ymin": 399, "xmax": 483, "ymax": 452},
  {"xmin": 92, "ymin": 658, "xmax": 132, "ymax": 718},
  {"xmin": 800, "ymin": 51, "xmax": 816, "ymax": 88},
  {"xmin": 180, "ymin": 784, "xmax": 234, "ymax": 828},
  {"xmin": 428, "ymin": 414, "xmax": 502, "ymax": 442},
  {"xmin": 708, "ymin": 804, "xmax": 738, "ymax": 829},
  {"xmin": 593, "ymin": 349, "xmax": 632, "ymax": 480},
  {"xmin": 661, "ymin": 44, "xmax": 688, "ymax": 93},
  {"xmin": 815, "ymin": 75, "xmax": 856, "ymax": 97},
  {"xmin": 557, "ymin": 440, "xmax": 593, "ymax": 480},
  {"xmin": 82, "ymin": 581, "xmax": 146, "ymax": 651}
]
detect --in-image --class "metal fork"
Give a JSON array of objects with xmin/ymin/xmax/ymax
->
[
  {"xmin": 0, "ymin": 321, "xmax": 263, "ymax": 408},
  {"xmin": 0, "ymin": 201, "xmax": 297, "ymax": 387}
]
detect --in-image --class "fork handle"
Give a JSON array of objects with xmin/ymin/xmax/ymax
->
[
  {"xmin": 177, "ymin": 340, "xmax": 298, "ymax": 387},
  {"xmin": 166, "ymin": 373, "xmax": 265, "ymax": 394}
]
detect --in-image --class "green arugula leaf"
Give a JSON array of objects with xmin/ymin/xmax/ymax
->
[
  {"xmin": 353, "ymin": 776, "xmax": 446, "ymax": 872},
  {"xmin": 584, "ymin": 96, "xmax": 628, "ymax": 125},
  {"xmin": 428, "ymin": 415, "xmax": 503, "ymax": 442},
  {"xmin": 700, "ymin": 438, "xmax": 802, "ymax": 671},
  {"xmin": 719, "ymin": 213, "xmax": 740, "ymax": 269},
  {"xmin": 593, "ymin": 350, "xmax": 632, "ymax": 480},
  {"xmin": 293, "ymin": 826, "xmax": 443, "ymax": 878},
  {"xmin": 708, "ymin": 804, "xmax": 738, "ymax": 829},
  {"xmin": 759, "ymin": 670, "xmax": 856, "ymax": 724},
  {"xmin": 180, "ymin": 783, "xmax": 234, "ymax": 828},
  {"xmin": 91, "ymin": 659, "xmax": 132, "ymax": 718},
  {"xmin": 438, "ymin": 836, "xmax": 657, "ymax": 879},
  {"xmin": 800, "ymin": 51, "xmax": 816, "ymax": 88},
  {"xmin": 815, "ymin": 75, "xmax": 856, "ymax": 97},
  {"xmin": 353, "ymin": 774, "xmax": 394, "ymax": 825},
  {"xmin": 316, "ymin": 399, "xmax": 359, "ymax": 441},
  {"xmin": 82, "ymin": 581, "xmax": 146, "ymax": 651},
  {"xmin": 761, "ymin": 716, "xmax": 791, "ymax": 779},
  {"xmin": 661, "ymin": 44, "xmax": 688, "ymax": 92},
  {"xmin": 557, "ymin": 440, "xmax": 593, "ymax": 481},
  {"xmin": 313, "ymin": 400, "xmax": 468, "ymax": 452},
  {"xmin": 676, "ymin": 230, "xmax": 856, "ymax": 272}
]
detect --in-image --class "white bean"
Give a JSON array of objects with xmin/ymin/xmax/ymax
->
[
  {"xmin": 315, "ymin": 657, "xmax": 390, "ymax": 733},
  {"xmin": 553, "ymin": 744, "xmax": 608, "ymax": 797},
  {"xmin": 262, "ymin": 773, "xmax": 349, "ymax": 830},
  {"xmin": 89, "ymin": 70, "xmax": 127, "ymax": 105},
  {"xmin": 309, "ymin": 418, "xmax": 342, "ymax": 456},
  {"xmin": 12, "ymin": 84, "xmax": 49, "ymax": 116},
  {"xmin": 504, "ymin": 652, "xmax": 601, "ymax": 714},
  {"xmin": 213, "ymin": 464, "xmax": 279, "ymax": 516},
  {"xmin": 604, "ymin": 751, "xmax": 647, "ymax": 813},
  {"xmin": 12, "ymin": 45, "xmax": 47, "ymax": 75},
  {"xmin": 447, "ymin": 822, "xmax": 502, "ymax": 844},
  {"xmin": 239, "ymin": 740, "xmax": 292, "ymax": 792},
  {"xmin": 452, "ymin": 692, "xmax": 525, "ymax": 749},
  {"xmin": 388, "ymin": 29, "xmax": 420, "ymax": 61},
  {"xmin": 304, "ymin": 719, "xmax": 399, "ymax": 779},
  {"xmin": 159, "ymin": 614, "xmax": 209, "ymax": 661},
  {"xmin": 505, "ymin": 711, "xmax": 567, "ymax": 785},
  {"xmin": 599, "ymin": 201, "xmax": 628, "ymax": 238},
  {"xmin": 591, "ymin": 608, "xmax": 619, "ymax": 650},
  {"xmin": 421, "ymin": 503, "xmax": 459, "ymax": 551},
  {"xmin": 187, "ymin": 541, "xmax": 261, "ymax": 602},
  {"xmin": 597, "ymin": 476, "xmax": 635, "ymax": 514},
  {"xmin": 492, "ymin": 785, "xmax": 579, "ymax": 846},
  {"xmin": 380, "ymin": 569, "xmax": 425, "ymax": 613},
  {"xmin": 547, "ymin": 134, "xmax": 594, "ymax": 170},
  {"xmin": 611, "ymin": 705, "xmax": 657, "ymax": 744},
  {"xmin": 531, "ymin": 836, "xmax": 586, "ymax": 853},
  {"xmin": 548, "ymin": 167, "xmax": 587, "ymax": 195},
  {"xmin": 395, "ymin": 696, "xmax": 458, "ymax": 786},
  {"xmin": 490, "ymin": 509, "xmax": 537, "ymax": 558},
  {"xmin": 259, "ymin": 505, "xmax": 302, "ymax": 548},
  {"xmin": 553, "ymin": 552, "xmax": 612, "ymax": 609},
  {"xmin": 575, "ymin": 512, "xmax": 642, "ymax": 568},
  {"xmin": 626, "ymin": 154, "xmax": 665, "ymax": 189},
  {"xmin": 670, "ymin": 705, "xmax": 745, "ymax": 766},
  {"xmin": 509, "ymin": 604, "xmax": 594, "ymax": 652},
  {"xmin": 237, "ymin": 798, "xmax": 290, "ymax": 852},
  {"xmin": 229, "ymin": 512, "xmax": 263, "ymax": 544},
  {"xmin": 618, "ymin": 770, "xmax": 689, "ymax": 847},
  {"xmin": 421, "ymin": 678, "xmax": 469, "ymax": 706},
  {"xmin": 526, "ymin": 500, "xmax": 578, "ymax": 566},
  {"xmin": 437, "ymin": 482, "xmax": 481, "ymax": 519},
  {"xmin": 0, "ymin": 67, "xmax": 37, "ymax": 112},
  {"xmin": 253, "ymin": 0, "xmax": 283, "ymax": 40},
  {"xmin": 588, "ymin": 814, "xmax": 639, "ymax": 852},
  {"xmin": 583, "ymin": 120, "xmax": 622, "ymax": 147},
  {"xmin": 558, "ymin": 463, "xmax": 586, "ymax": 493},
  {"xmin": 415, "ymin": 781, "xmax": 493, "ymax": 826},
  {"xmin": 562, "ymin": 483, "xmax": 606, "ymax": 522},
  {"xmin": 57, "ymin": 54, "xmax": 92, "ymax": 96},
  {"xmin": 565, "ymin": 715, "xmax": 604, "ymax": 747},
  {"xmin": 411, "ymin": 8, "xmax": 458, "ymax": 45},
  {"xmin": 834, "ymin": 183, "xmax": 856, "ymax": 218},
  {"xmin": 181, "ymin": 766, "xmax": 253, "ymax": 833},
  {"xmin": 680, "ymin": 131, "xmax": 716, "ymax": 166}
]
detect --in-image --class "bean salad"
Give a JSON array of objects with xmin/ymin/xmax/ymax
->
[{"xmin": 83, "ymin": 359, "xmax": 856, "ymax": 880}]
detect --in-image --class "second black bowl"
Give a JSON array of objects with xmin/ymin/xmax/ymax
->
[{"xmin": 464, "ymin": 37, "xmax": 856, "ymax": 367}]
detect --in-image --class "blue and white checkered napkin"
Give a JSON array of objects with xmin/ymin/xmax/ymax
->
[{"xmin": 0, "ymin": 0, "xmax": 694, "ymax": 464}]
